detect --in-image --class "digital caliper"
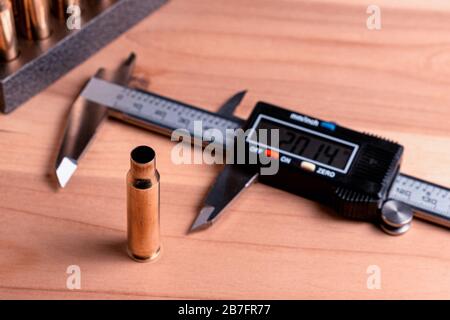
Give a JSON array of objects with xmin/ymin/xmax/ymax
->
[{"xmin": 57, "ymin": 54, "xmax": 450, "ymax": 236}]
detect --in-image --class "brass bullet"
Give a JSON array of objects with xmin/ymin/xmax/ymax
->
[
  {"xmin": 51, "ymin": 0, "xmax": 79, "ymax": 20},
  {"xmin": 0, "ymin": 0, "xmax": 19, "ymax": 61},
  {"xmin": 127, "ymin": 146, "xmax": 161, "ymax": 263},
  {"xmin": 92, "ymin": 0, "xmax": 114, "ymax": 11},
  {"xmin": 14, "ymin": 0, "xmax": 52, "ymax": 40}
]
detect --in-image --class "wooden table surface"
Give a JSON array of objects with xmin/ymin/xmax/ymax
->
[{"xmin": 1, "ymin": 0, "xmax": 450, "ymax": 299}]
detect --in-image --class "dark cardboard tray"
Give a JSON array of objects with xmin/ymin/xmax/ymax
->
[{"xmin": 0, "ymin": 0, "xmax": 167, "ymax": 114}]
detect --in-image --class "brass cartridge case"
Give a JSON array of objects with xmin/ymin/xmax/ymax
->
[
  {"xmin": 15, "ymin": 0, "xmax": 51, "ymax": 40},
  {"xmin": 51, "ymin": 0, "xmax": 79, "ymax": 20},
  {"xmin": 92, "ymin": 0, "xmax": 114, "ymax": 11},
  {"xmin": 0, "ymin": 0, "xmax": 19, "ymax": 61},
  {"xmin": 127, "ymin": 146, "xmax": 161, "ymax": 263}
]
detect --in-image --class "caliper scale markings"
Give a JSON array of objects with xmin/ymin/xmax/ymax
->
[
  {"xmin": 82, "ymin": 77, "xmax": 241, "ymax": 146},
  {"xmin": 390, "ymin": 174, "xmax": 450, "ymax": 227}
]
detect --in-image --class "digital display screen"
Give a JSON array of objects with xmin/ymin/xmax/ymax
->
[{"xmin": 247, "ymin": 116, "xmax": 358, "ymax": 173}]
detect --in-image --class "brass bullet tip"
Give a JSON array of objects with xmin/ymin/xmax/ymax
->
[
  {"xmin": 51, "ymin": 0, "xmax": 80, "ymax": 21},
  {"xmin": 0, "ymin": 0, "xmax": 19, "ymax": 61},
  {"xmin": 15, "ymin": 0, "xmax": 52, "ymax": 40}
]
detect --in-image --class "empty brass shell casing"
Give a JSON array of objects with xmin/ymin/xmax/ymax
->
[
  {"xmin": 0, "ymin": 0, "xmax": 19, "ymax": 61},
  {"xmin": 51, "ymin": 0, "xmax": 79, "ymax": 20},
  {"xmin": 92, "ymin": 0, "xmax": 114, "ymax": 11},
  {"xmin": 127, "ymin": 146, "xmax": 161, "ymax": 263},
  {"xmin": 15, "ymin": 0, "xmax": 51, "ymax": 40}
]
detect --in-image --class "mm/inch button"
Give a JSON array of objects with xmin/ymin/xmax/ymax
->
[{"xmin": 320, "ymin": 121, "xmax": 337, "ymax": 131}]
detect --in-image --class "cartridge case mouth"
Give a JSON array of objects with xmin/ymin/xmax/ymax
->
[
  {"xmin": 130, "ymin": 145, "xmax": 157, "ymax": 180},
  {"xmin": 131, "ymin": 145, "xmax": 156, "ymax": 165}
]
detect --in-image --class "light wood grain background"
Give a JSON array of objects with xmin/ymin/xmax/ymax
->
[{"xmin": 1, "ymin": 0, "xmax": 450, "ymax": 299}]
